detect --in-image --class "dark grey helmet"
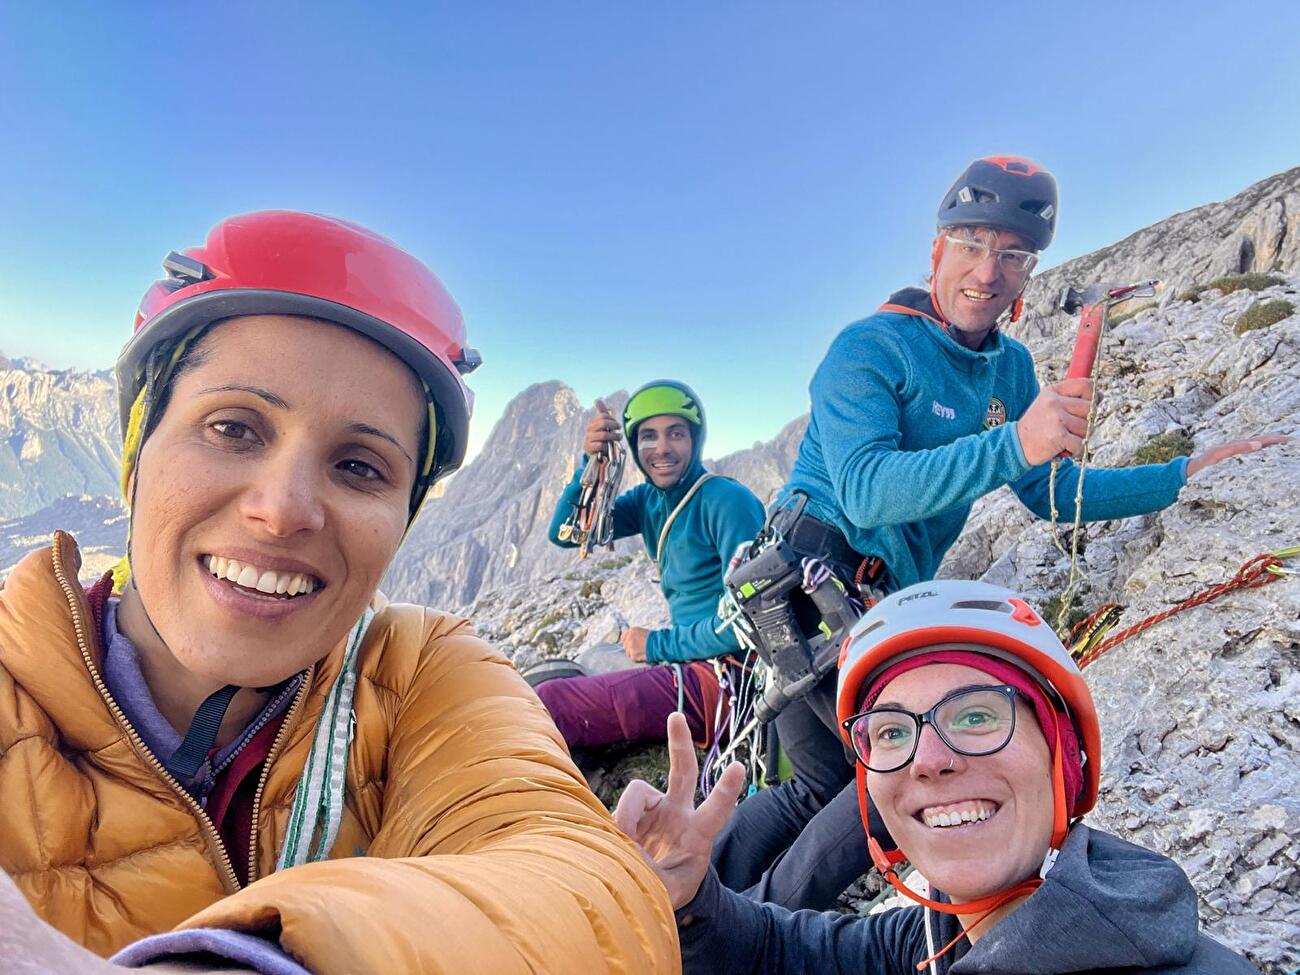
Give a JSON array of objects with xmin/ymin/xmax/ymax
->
[{"xmin": 937, "ymin": 156, "xmax": 1058, "ymax": 252}]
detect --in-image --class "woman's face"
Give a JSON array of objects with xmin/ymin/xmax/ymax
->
[
  {"xmin": 126, "ymin": 314, "xmax": 425, "ymax": 687},
  {"xmin": 867, "ymin": 663, "xmax": 1055, "ymax": 901}
]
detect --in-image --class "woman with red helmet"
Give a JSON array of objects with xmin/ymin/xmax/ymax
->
[
  {"xmin": 617, "ymin": 581, "xmax": 1259, "ymax": 973},
  {"xmin": 0, "ymin": 211, "xmax": 677, "ymax": 974}
]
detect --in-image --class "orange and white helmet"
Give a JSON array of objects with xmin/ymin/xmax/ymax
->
[{"xmin": 836, "ymin": 580, "xmax": 1101, "ymax": 916}]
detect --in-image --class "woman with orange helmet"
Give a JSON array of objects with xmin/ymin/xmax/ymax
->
[
  {"xmin": 0, "ymin": 211, "xmax": 677, "ymax": 974},
  {"xmin": 616, "ymin": 581, "xmax": 1258, "ymax": 973}
]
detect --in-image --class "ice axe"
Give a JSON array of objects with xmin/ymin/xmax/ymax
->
[
  {"xmin": 1055, "ymin": 278, "xmax": 1159, "ymax": 457},
  {"xmin": 1058, "ymin": 278, "xmax": 1159, "ymax": 379}
]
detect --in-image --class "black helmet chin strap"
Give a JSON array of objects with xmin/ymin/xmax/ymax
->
[
  {"xmin": 164, "ymin": 683, "xmax": 241, "ymax": 780},
  {"xmin": 127, "ymin": 572, "xmax": 242, "ymax": 781}
]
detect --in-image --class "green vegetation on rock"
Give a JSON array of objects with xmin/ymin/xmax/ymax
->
[
  {"xmin": 1177, "ymin": 272, "xmax": 1284, "ymax": 303},
  {"xmin": 1132, "ymin": 431, "xmax": 1195, "ymax": 465},
  {"xmin": 1233, "ymin": 298, "xmax": 1294, "ymax": 336},
  {"xmin": 1042, "ymin": 591, "xmax": 1087, "ymax": 638},
  {"xmin": 597, "ymin": 555, "xmax": 633, "ymax": 570}
]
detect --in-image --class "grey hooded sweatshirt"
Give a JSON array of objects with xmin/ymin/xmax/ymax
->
[{"xmin": 678, "ymin": 825, "xmax": 1258, "ymax": 974}]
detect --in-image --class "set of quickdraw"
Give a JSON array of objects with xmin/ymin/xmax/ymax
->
[
  {"xmin": 556, "ymin": 440, "xmax": 627, "ymax": 558},
  {"xmin": 697, "ymin": 650, "xmax": 765, "ymax": 798}
]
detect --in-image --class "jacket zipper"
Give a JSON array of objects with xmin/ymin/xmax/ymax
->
[
  {"xmin": 50, "ymin": 532, "xmax": 241, "ymax": 892},
  {"xmin": 245, "ymin": 669, "xmax": 313, "ymax": 884},
  {"xmin": 210, "ymin": 677, "xmax": 300, "ymax": 779}
]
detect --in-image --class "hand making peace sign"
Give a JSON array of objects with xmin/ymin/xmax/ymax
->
[{"xmin": 614, "ymin": 713, "xmax": 747, "ymax": 910}]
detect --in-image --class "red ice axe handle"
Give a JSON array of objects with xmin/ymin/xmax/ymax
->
[
  {"xmin": 1056, "ymin": 279, "xmax": 1159, "ymax": 457},
  {"xmin": 1064, "ymin": 302, "xmax": 1106, "ymax": 380}
]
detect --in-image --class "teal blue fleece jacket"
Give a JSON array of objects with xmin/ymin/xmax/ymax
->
[
  {"xmin": 779, "ymin": 290, "xmax": 1188, "ymax": 591},
  {"xmin": 549, "ymin": 458, "xmax": 765, "ymax": 664}
]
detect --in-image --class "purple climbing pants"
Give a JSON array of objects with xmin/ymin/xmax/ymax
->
[{"xmin": 536, "ymin": 664, "xmax": 722, "ymax": 749}]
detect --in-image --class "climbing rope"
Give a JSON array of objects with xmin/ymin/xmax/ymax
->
[
  {"xmin": 1046, "ymin": 280, "xmax": 1156, "ymax": 634},
  {"xmin": 1046, "ymin": 298, "xmax": 1112, "ymax": 633},
  {"xmin": 1069, "ymin": 547, "xmax": 1297, "ymax": 670},
  {"xmin": 699, "ymin": 651, "xmax": 763, "ymax": 798}
]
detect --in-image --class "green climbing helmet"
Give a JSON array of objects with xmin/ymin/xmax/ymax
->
[{"xmin": 622, "ymin": 380, "xmax": 704, "ymax": 441}]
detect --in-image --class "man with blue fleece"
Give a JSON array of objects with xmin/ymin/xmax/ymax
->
[
  {"xmin": 537, "ymin": 380, "xmax": 766, "ymax": 751},
  {"xmin": 710, "ymin": 155, "xmax": 1289, "ymax": 911}
]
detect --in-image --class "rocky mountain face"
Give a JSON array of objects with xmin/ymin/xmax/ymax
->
[
  {"xmin": 0, "ymin": 357, "xmax": 120, "ymax": 519},
  {"xmin": 1014, "ymin": 166, "xmax": 1300, "ymax": 341},
  {"xmin": 0, "ymin": 494, "xmax": 127, "ymax": 580},
  {"xmin": 710, "ymin": 414, "xmax": 808, "ymax": 505}
]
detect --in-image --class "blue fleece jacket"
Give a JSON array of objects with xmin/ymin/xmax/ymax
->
[
  {"xmin": 780, "ymin": 290, "xmax": 1188, "ymax": 590},
  {"xmin": 549, "ymin": 450, "xmax": 765, "ymax": 664}
]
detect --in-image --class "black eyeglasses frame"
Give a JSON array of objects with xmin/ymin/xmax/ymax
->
[{"xmin": 841, "ymin": 683, "xmax": 1020, "ymax": 773}]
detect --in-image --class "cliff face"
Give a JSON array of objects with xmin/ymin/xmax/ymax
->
[
  {"xmin": 1013, "ymin": 166, "xmax": 1300, "ymax": 341},
  {"xmin": 0, "ymin": 358, "xmax": 120, "ymax": 519}
]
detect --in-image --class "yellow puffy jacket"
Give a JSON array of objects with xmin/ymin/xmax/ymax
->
[{"xmin": 0, "ymin": 532, "xmax": 678, "ymax": 973}]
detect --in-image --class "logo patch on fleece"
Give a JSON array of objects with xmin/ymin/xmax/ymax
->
[
  {"xmin": 984, "ymin": 397, "xmax": 1007, "ymax": 430},
  {"xmin": 931, "ymin": 400, "xmax": 956, "ymax": 421}
]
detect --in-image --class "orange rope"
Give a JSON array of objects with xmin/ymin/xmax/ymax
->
[{"xmin": 1077, "ymin": 552, "xmax": 1288, "ymax": 670}]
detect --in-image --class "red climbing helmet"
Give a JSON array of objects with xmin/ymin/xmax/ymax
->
[
  {"xmin": 117, "ymin": 210, "xmax": 481, "ymax": 488},
  {"xmin": 937, "ymin": 156, "xmax": 1058, "ymax": 252}
]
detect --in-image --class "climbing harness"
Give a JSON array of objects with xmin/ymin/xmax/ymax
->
[
  {"xmin": 1067, "ymin": 546, "xmax": 1299, "ymax": 668},
  {"xmin": 1047, "ymin": 279, "xmax": 1158, "ymax": 633},
  {"xmin": 557, "ymin": 440, "xmax": 627, "ymax": 558},
  {"xmin": 711, "ymin": 497, "xmax": 882, "ymax": 795},
  {"xmin": 717, "ymin": 502, "xmax": 865, "ymax": 725}
]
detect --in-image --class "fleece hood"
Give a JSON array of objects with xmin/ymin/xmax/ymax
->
[
  {"xmin": 622, "ymin": 380, "xmax": 707, "ymax": 496},
  {"xmin": 928, "ymin": 826, "xmax": 1252, "ymax": 974}
]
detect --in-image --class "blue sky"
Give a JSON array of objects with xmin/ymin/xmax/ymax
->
[{"xmin": 2, "ymin": 3, "xmax": 1298, "ymax": 459}]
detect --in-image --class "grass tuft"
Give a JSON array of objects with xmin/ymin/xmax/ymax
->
[
  {"xmin": 1178, "ymin": 272, "xmax": 1284, "ymax": 303},
  {"xmin": 1233, "ymin": 298, "xmax": 1294, "ymax": 336},
  {"xmin": 1132, "ymin": 431, "xmax": 1195, "ymax": 465}
]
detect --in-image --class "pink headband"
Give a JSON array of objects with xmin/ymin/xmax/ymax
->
[{"xmin": 863, "ymin": 649, "xmax": 1084, "ymax": 815}]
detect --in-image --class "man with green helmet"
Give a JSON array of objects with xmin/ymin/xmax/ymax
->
[{"xmin": 537, "ymin": 381, "xmax": 765, "ymax": 752}]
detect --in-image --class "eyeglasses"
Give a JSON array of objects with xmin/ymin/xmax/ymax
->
[
  {"xmin": 944, "ymin": 234, "xmax": 1038, "ymax": 275},
  {"xmin": 841, "ymin": 685, "xmax": 1019, "ymax": 773}
]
